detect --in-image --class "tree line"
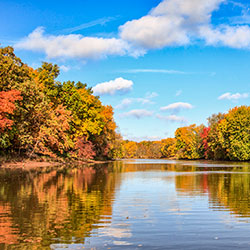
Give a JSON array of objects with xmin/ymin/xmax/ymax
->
[
  {"xmin": 122, "ymin": 106, "xmax": 250, "ymax": 161},
  {"xmin": 0, "ymin": 46, "xmax": 123, "ymax": 161},
  {"xmin": 1, "ymin": 46, "xmax": 249, "ymax": 162}
]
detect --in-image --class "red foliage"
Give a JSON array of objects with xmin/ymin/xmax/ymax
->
[
  {"xmin": 200, "ymin": 127, "xmax": 210, "ymax": 158},
  {"xmin": 0, "ymin": 90, "xmax": 22, "ymax": 132},
  {"xmin": 75, "ymin": 136, "xmax": 96, "ymax": 159}
]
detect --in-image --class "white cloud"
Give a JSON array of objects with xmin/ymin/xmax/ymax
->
[
  {"xmin": 116, "ymin": 98, "xmax": 152, "ymax": 109},
  {"xmin": 199, "ymin": 25, "xmax": 250, "ymax": 49},
  {"xmin": 92, "ymin": 77, "xmax": 133, "ymax": 95},
  {"xmin": 157, "ymin": 114, "xmax": 187, "ymax": 123},
  {"xmin": 218, "ymin": 92, "xmax": 249, "ymax": 100},
  {"xmin": 120, "ymin": 0, "xmax": 250, "ymax": 50},
  {"xmin": 120, "ymin": 0, "xmax": 224, "ymax": 49},
  {"xmin": 119, "ymin": 109, "xmax": 153, "ymax": 119},
  {"xmin": 60, "ymin": 65, "xmax": 70, "ymax": 72},
  {"xmin": 120, "ymin": 14, "xmax": 189, "ymax": 49},
  {"xmin": 15, "ymin": 27, "xmax": 145, "ymax": 59},
  {"xmin": 160, "ymin": 102, "xmax": 193, "ymax": 113},
  {"xmin": 116, "ymin": 92, "xmax": 158, "ymax": 109},
  {"xmin": 14, "ymin": 0, "xmax": 250, "ymax": 60},
  {"xmin": 116, "ymin": 98, "xmax": 133, "ymax": 109}
]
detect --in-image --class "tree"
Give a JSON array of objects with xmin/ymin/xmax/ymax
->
[
  {"xmin": 205, "ymin": 112, "xmax": 226, "ymax": 160},
  {"xmin": 217, "ymin": 106, "xmax": 250, "ymax": 161},
  {"xmin": 35, "ymin": 62, "xmax": 60, "ymax": 102},
  {"xmin": 32, "ymin": 105, "xmax": 72, "ymax": 158},
  {"xmin": 75, "ymin": 136, "xmax": 96, "ymax": 160},
  {"xmin": 0, "ymin": 46, "xmax": 120, "ymax": 160},
  {"xmin": 0, "ymin": 90, "xmax": 22, "ymax": 149},
  {"xmin": 123, "ymin": 141, "xmax": 138, "ymax": 158},
  {"xmin": 0, "ymin": 46, "xmax": 30, "ymax": 91},
  {"xmin": 0, "ymin": 90, "xmax": 22, "ymax": 132},
  {"xmin": 200, "ymin": 127, "xmax": 210, "ymax": 159},
  {"xmin": 175, "ymin": 124, "xmax": 204, "ymax": 159},
  {"xmin": 108, "ymin": 132, "xmax": 124, "ymax": 159},
  {"xmin": 161, "ymin": 138, "xmax": 177, "ymax": 158},
  {"xmin": 58, "ymin": 81, "xmax": 103, "ymax": 138}
]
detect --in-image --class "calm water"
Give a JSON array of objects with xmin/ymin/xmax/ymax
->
[{"xmin": 1, "ymin": 159, "xmax": 250, "ymax": 249}]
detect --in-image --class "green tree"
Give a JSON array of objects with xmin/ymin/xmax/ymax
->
[
  {"xmin": 0, "ymin": 46, "xmax": 30, "ymax": 91},
  {"xmin": 217, "ymin": 106, "xmax": 250, "ymax": 161},
  {"xmin": 206, "ymin": 112, "xmax": 226, "ymax": 160}
]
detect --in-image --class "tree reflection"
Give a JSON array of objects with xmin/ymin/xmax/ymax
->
[
  {"xmin": 0, "ymin": 161, "xmax": 250, "ymax": 249},
  {"xmin": 174, "ymin": 165, "xmax": 250, "ymax": 218},
  {"xmin": 0, "ymin": 164, "xmax": 120, "ymax": 249}
]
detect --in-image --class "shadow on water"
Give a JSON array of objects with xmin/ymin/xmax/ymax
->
[{"xmin": 0, "ymin": 159, "xmax": 250, "ymax": 249}]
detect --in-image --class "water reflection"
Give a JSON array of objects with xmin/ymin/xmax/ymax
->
[
  {"xmin": 0, "ymin": 160, "xmax": 250, "ymax": 249},
  {"xmin": 0, "ymin": 164, "xmax": 120, "ymax": 249}
]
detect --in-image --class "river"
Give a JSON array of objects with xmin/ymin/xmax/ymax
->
[{"xmin": 0, "ymin": 159, "xmax": 250, "ymax": 249}]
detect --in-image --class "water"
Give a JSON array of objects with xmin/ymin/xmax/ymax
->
[{"xmin": 1, "ymin": 159, "xmax": 250, "ymax": 249}]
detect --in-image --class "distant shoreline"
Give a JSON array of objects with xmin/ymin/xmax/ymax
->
[
  {"xmin": 0, "ymin": 158, "xmax": 112, "ymax": 170},
  {"xmin": 1, "ymin": 157, "xmax": 249, "ymax": 171}
]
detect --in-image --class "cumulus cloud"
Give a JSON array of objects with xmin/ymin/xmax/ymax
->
[
  {"xmin": 120, "ymin": 13, "xmax": 189, "ymax": 49},
  {"xmin": 14, "ymin": 0, "xmax": 250, "ymax": 60},
  {"xmin": 218, "ymin": 92, "xmax": 249, "ymax": 100},
  {"xmin": 92, "ymin": 77, "xmax": 133, "ymax": 95},
  {"xmin": 115, "ymin": 92, "xmax": 158, "ymax": 109},
  {"xmin": 120, "ymin": 0, "xmax": 224, "ymax": 49},
  {"xmin": 119, "ymin": 109, "xmax": 153, "ymax": 119},
  {"xmin": 157, "ymin": 114, "xmax": 187, "ymax": 123},
  {"xmin": 120, "ymin": 0, "xmax": 250, "ymax": 50},
  {"xmin": 15, "ymin": 27, "xmax": 145, "ymax": 59},
  {"xmin": 199, "ymin": 25, "xmax": 250, "ymax": 48},
  {"xmin": 160, "ymin": 102, "xmax": 193, "ymax": 113}
]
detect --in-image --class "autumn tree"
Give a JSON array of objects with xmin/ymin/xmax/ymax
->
[
  {"xmin": 200, "ymin": 127, "xmax": 210, "ymax": 159},
  {"xmin": 123, "ymin": 141, "xmax": 138, "ymax": 158},
  {"xmin": 0, "ymin": 90, "xmax": 22, "ymax": 149},
  {"xmin": 31, "ymin": 105, "xmax": 73, "ymax": 158},
  {"xmin": 175, "ymin": 124, "xmax": 204, "ymax": 159},
  {"xmin": 161, "ymin": 138, "xmax": 177, "ymax": 158},
  {"xmin": 206, "ymin": 112, "xmax": 226, "ymax": 160},
  {"xmin": 0, "ymin": 90, "xmax": 22, "ymax": 132},
  {"xmin": 107, "ymin": 132, "xmax": 124, "ymax": 159},
  {"xmin": 75, "ymin": 136, "xmax": 96, "ymax": 160},
  {"xmin": 0, "ymin": 46, "xmax": 30, "ymax": 91},
  {"xmin": 35, "ymin": 62, "xmax": 60, "ymax": 102},
  {"xmin": 217, "ymin": 106, "xmax": 250, "ymax": 161}
]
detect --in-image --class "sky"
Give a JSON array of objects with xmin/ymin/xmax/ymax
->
[{"xmin": 1, "ymin": 0, "xmax": 250, "ymax": 141}]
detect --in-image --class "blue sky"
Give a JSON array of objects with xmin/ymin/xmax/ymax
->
[{"xmin": 1, "ymin": 0, "xmax": 250, "ymax": 141}]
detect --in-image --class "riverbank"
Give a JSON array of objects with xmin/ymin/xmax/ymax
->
[{"xmin": 0, "ymin": 157, "xmax": 112, "ymax": 170}]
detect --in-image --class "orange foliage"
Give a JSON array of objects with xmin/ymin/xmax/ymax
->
[{"xmin": 0, "ymin": 90, "xmax": 22, "ymax": 132}]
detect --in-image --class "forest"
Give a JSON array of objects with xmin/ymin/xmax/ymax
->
[
  {"xmin": 0, "ymin": 46, "xmax": 123, "ymax": 161},
  {"xmin": 122, "ymin": 106, "xmax": 250, "ymax": 161},
  {"xmin": 1, "ymin": 46, "xmax": 250, "ymax": 162}
]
